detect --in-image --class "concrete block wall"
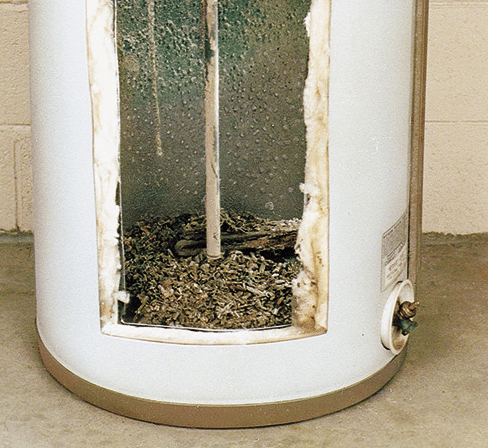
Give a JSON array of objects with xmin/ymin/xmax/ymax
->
[
  {"xmin": 0, "ymin": 1, "xmax": 487, "ymax": 234},
  {"xmin": 424, "ymin": 1, "xmax": 488, "ymax": 234},
  {"xmin": 0, "ymin": 0, "xmax": 31, "ymax": 232}
]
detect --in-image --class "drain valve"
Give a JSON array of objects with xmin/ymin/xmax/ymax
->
[
  {"xmin": 381, "ymin": 280, "xmax": 419, "ymax": 355},
  {"xmin": 394, "ymin": 300, "xmax": 419, "ymax": 335}
]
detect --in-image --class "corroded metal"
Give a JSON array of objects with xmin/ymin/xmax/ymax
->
[{"xmin": 203, "ymin": 0, "xmax": 221, "ymax": 259}]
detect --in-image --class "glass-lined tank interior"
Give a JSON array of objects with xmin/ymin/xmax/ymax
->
[{"xmin": 116, "ymin": 0, "xmax": 311, "ymax": 330}]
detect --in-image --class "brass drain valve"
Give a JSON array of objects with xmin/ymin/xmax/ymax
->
[{"xmin": 381, "ymin": 280, "xmax": 419, "ymax": 355}]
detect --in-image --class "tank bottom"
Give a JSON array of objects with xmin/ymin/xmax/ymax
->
[{"xmin": 37, "ymin": 332, "xmax": 407, "ymax": 428}]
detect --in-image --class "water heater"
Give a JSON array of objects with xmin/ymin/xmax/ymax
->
[{"xmin": 29, "ymin": 0, "xmax": 428, "ymax": 427}]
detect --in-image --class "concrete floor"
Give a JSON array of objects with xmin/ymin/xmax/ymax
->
[{"xmin": 1, "ymin": 233, "xmax": 487, "ymax": 447}]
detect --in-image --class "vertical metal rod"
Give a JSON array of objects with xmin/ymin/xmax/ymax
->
[
  {"xmin": 204, "ymin": 0, "xmax": 221, "ymax": 259},
  {"xmin": 147, "ymin": 0, "xmax": 163, "ymax": 156}
]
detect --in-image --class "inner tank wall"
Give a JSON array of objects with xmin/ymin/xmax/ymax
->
[{"xmin": 31, "ymin": 0, "xmax": 414, "ymax": 406}]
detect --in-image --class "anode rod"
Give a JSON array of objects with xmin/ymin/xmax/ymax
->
[{"xmin": 204, "ymin": 0, "xmax": 221, "ymax": 259}]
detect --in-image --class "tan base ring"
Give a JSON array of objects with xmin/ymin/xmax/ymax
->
[{"xmin": 37, "ymin": 333, "xmax": 407, "ymax": 428}]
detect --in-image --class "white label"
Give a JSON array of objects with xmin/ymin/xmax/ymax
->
[{"xmin": 381, "ymin": 210, "xmax": 409, "ymax": 290}]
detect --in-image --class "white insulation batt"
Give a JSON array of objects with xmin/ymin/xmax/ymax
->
[
  {"xmin": 86, "ymin": 0, "xmax": 122, "ymax": 326},
  {"xmin": 293, "ymin": 0, "xmax": 331, "ymax": 331}
]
